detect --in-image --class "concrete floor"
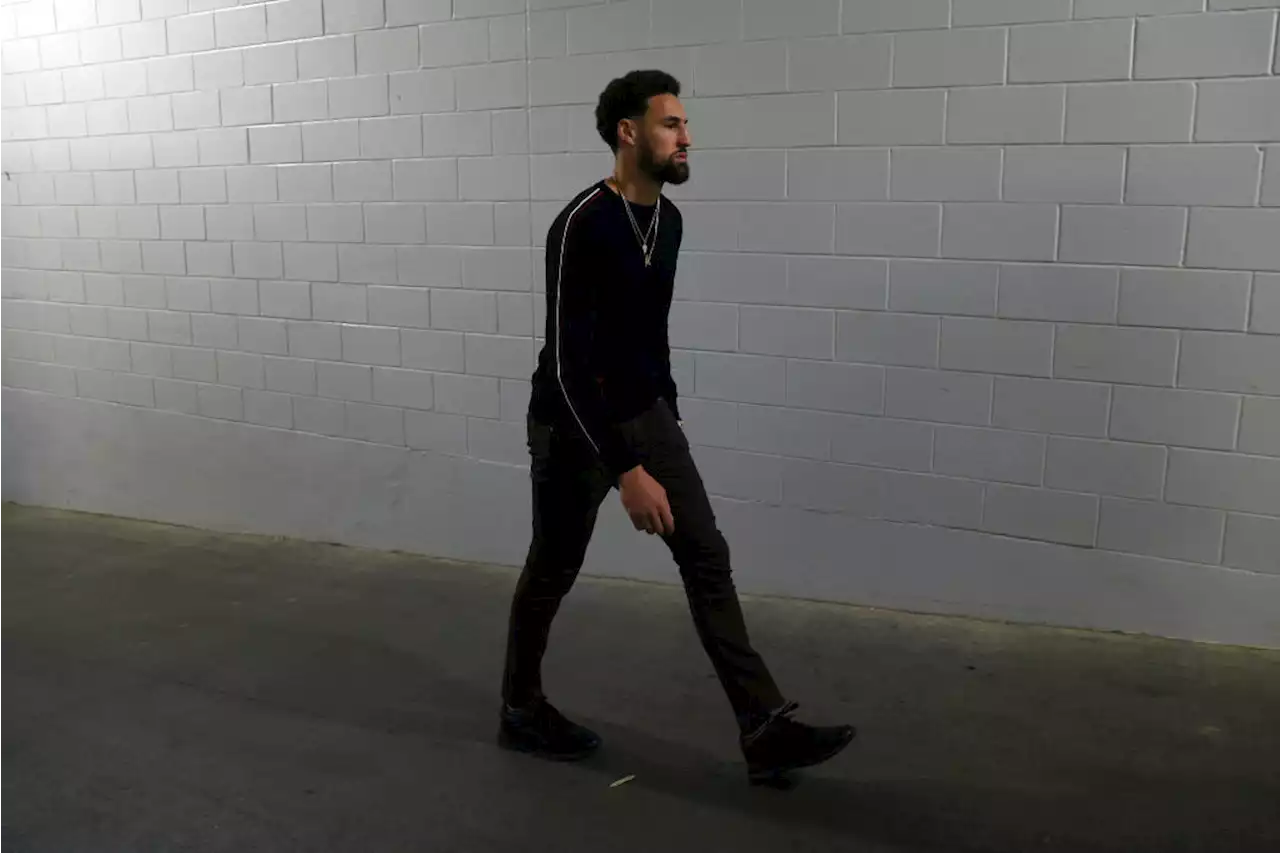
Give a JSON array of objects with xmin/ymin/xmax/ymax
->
[{"xmin": 3, "ymin": 505, "xmax": 1279, "ymax": 853}]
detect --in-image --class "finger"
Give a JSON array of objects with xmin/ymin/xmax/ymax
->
[
  {"xmin": 659, "ymin": 500, "xmax": 675, "ymax": 536},
  {"xmin": 630, "ymin": 511, "xmax": 647, "ymax": 532}
]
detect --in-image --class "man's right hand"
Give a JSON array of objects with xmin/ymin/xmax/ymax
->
[{"xmin": 619, "ymin": 465, "xmax": 674, "ymax": 536}]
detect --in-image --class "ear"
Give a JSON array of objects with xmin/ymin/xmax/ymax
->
[{"xmin": 616, "ymin": 117, "xmax": 638, "ymax": 149}]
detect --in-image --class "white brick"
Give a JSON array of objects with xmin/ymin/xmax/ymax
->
[
  {"xmin": 954, "ymin": 0, "xmax": 1071, "ymax": 25},
  {"xmin": 1110, "ymin": 386, "xmax": 1240, "ymax": 451},
  {"xmin": 264, "ymin": 356, "xmax": 316, "ymax": 395},
  {"xmin": 489, "ymin": 15, "xmax": 527, "ymax": 62},
  {"xmin": 272, "ymin": 80, "xmax": 327, "ymax": 123},
  {"xmin": 1066, "ymin": 82, "xmax": 1194, "ymax": 143},
  {"xmin": 198, "ymin": 127, "xmax": 247, "ymax": 166},
  {"xmin": 676, "ymin": 253, "xmax": 784, "ymax": 304},
  {"xmin": 224, "ymin": 165, "xmax": 277, "ymax": 204},
  {"xmin": 287, "ymin": 320, "xmax": 342, "ymax": 358},
  {"xmin": 1263, "ymin": 146, "xmax": 1280, "ymax": 207},
  {"xmin": 890, "ymin": 260, "xmax": 997, "ymax": 317},
  {"xmin": 1136, "ymin": 11, "xmax": 1276, "ymax": 79},
  {"xmin": 695, "ymin": 352, "xmax": 786, "ymax": 405},
  {"xmin": 745, "ymin": 0, "xmax": 838, "ymax": 39},
  {"xmin": 210, "ymin": 276, "xmax": 258, "ymax": 315},
  {"xmin": 890, "ymin": 148, "xmax": 1001, "ymax": 202},
  {"xmin": 842, "ymin": 0, "xmax": 949, "ymax": 32},
  {"xmin": 334, "ymin": 161, "xmax": 391, "ymax": 201},
  {"xmin": 935, "ymin": 425, "xmax": 1046, "ymax": 485},
  {"xmin": 992, "ymin": 376, "xmax": 1108, "ymax": 437},
  {"xmin": 194, "ymin": 50, "xmax": 242, "ymax": 92},
  {"xmin": 283, "ymin": 241, "xmax": 337, "ymax": 280},
  {"xmin": 322, "ymin": 0, "xmax": 382, "ymax": 34},
  {"xmin": 1127, "ymin": 146, "xmax": 1262, "ymax": 207},
  {"xmin": 418, "ymin": 18, "xmax": 487, "ymax": 68},
  {"xmin": 565, "ymin": 0, "xmax": 649, "ymax": 54},
  {"xmin": 1046, "ymin": 437, "xmax": 1166, "ymax": 500},
  {"xmin": 253, "ymin": 204, "xmax": 307, "ymax": 242},
  {"xmin": 952, "ymin": 85, "xmax": 1070, "ymax": 144},
  {"xmin": 681, "ymin": 93, "xmax": 832, "ymax": 150},
  {"xmin": 652, "ymin": 0, "xmax": 739, "ymax": 47},
  {"xmin": 146, "ymin": 56, "xmax": 194, "ymax": 95},
  {"xmin": 128, "ymin": 94, "xmax": 173, "ymax": 132},
  {"xmin": 998, "ymin": 264, "xmax": 1118, "ymax": 323},
  {"xmin": 370, "ymin": 366, "xmax": 432, "ymax": 410},
  {"xmin": 243, "ymin": 389, "xmax": 293, "ymax": 428},
  {"xmin": 496, "ymin": 293, "xmax": 534, "ymax": 336},
  {"xmin": 159, "ymin": 205, "xmax": 204, "ymax": 241},
  {"xmin": 782, "ymin": 458, "xmax": 982, "ymax": 528},
  {"xmin": 244, "ymin": 43, "xmax": 297, "ymax": 86},
  {"xmin": 784, "ymin": 359, "xmax": 883, "ymax": 415},
  {"xmin": 206, "ymin": 205, "xmax": 254, "ymax": 241},
  {"xmin": 355, "ymin": 26, "xmax": 417, "ymax": 75},
  {"xmin": 463, "ymin": 333, "xmax": 533, "ymax": 379},
  {"xmin": 786, "ymin": 34, "xmax": 890, "ymax": 92},
  {"xmin": 1179, "ymin": 331, "xmax": 1280, "ymax": 395},
  {"xmin": 1166, "ymin": 450, "xmax": 1280, "ymax": 515},
  {"xmin": 983, "ymin": 484, "xmax": 1098, "ymax": 546},
  {"xmin": 942, "ymin": 317, "xmax": 1054, "ymax": 377},
  {"xmin": 668, "ymin": 301, "xmax": 737, "ymax": 352},
  {"xmin": 786, "ymin": 257, "xmax": 887, "ymax": 310},
  {"xmin": 298, "ymin": 35, "xmax": 354, "ymax": 80},
  {"xmin": 390, "ymin": 69, "xmax": 455, "ymax": 114},
  {"xmin": 217, "ymin": 350, "xmax": 265, "ymax": 388},
  {"xmin": 893, "ymin": 27, "xmax": 1006, "ymax": 88},
  {"xmin": 258, "ymin": 280, "xmax": 311, "ymax": 320},
  {"xmin": 830, "ymin": 414, "xmax": 932, "ymax": 471},
  {"xmin": 943, "ymin": 203, "xmax": 1058, "ymax": 262},
  {"xmin": 214, "ymin": 4, "xmax": 265, "ymax": 48},
  {"xmin": 317, "ymin": 361, "xmax": 371, "ymax": 400},
  {"xmin": 341, "ymin": 324, "xmax": 400, "ymax": 366},
  {"xmin": 85, "ymin": 101, "xmax": 128, "ymax": 136},
  {"xmin": 232, "ymin": 241, "xmax": 282, "ymax": 280},
  {"xmin": 1098, "ymin": 498, "xmax": 1225, "ymax": 563},
  {"xmin": 837, "ymin": 90, "xmax": 944, "ymax": 146},
  {"xmin": 1073, "ymin": 0, "xmax": 1200, "ymax": 16},
  {"xmin": 885, "ymin": 368, "xmax": 992, "ymax": 425},
  {"xmin": 63, "ymin": 68, "xmax": 105, "ymax": 103},
  {"xmin": 357, "ymin": 116, "xmax": 421, "ymax": 161},
  {"xmin": 402, "ymin": 410, "xmax": 465, "ymax": 452},
  {"xmin": 237, "ymin": 316, "xmax": 289, "ymax": 355},
  {"xmin": 312, "ymin": 282, "xmax": 366, "ymax": 323},
  {"xmin": 692, "ymin": 41, "xmax": 786, "ymax": 97},
  {"xmin": 172, "ymin": 91, "xmax": 220, "ymax": 131},
  {"xmin": 122, "ymin": 20, "xmax": 166, "ymax": 58},
  {"xmin": 364, "ymin": 203, "xmax": 425, "ymax": 244},
  {"xmin": 455, "ymin": 61, "xmax": 526, "ymax": 111},
  {"xmin": 193, "ymin": 313, "xmax": 238, "ymax": 349},
  {"xmin": 1003, "ymin": 146, "xmax": 1125, "ymax": 204},
  {"xmin": 221, "ymin": 85, "xmax": 271, "ymax": 126},
  {"xmin": 1055, "ymin": 324, "xmax": 1178, "ymax": 386},
  {"xmin": 457, "ymin": 156, "xmax": 529, "ymax": 202},
  {"xmin": 1254, "ymin": 274, "xmax": 1280, "ymax": 334},
  {"xmin": 1009, "ymin": 19, "xmax": 1132, "ymax": 84},
  {"xmin": 740, "ymin": 307, "xmax": 834, "ymax": 359},
  {"xmin": 402, "ymin": 329, "xmax": 464, "ymax": 372},
  {"xmin": 428, "ymin": 205, "xmax": 494, "ymax": 246},
  {"xmin": 1186, "ymin": 208, "xmax": 1280, "ymax": 272},
  {"xmin": 430, "ymin": 289, "xmax": 496, "ymax": 333},
  {"xmin": 737, "ymin": 405, "xmax": 837, "ymax": 460},
  {"xmin": 329, "ymin": 74, "xmax": 388, "ymax": 119},
  {"xmin": 1118, "ymin": 268, "xmax": 1251, "ymax": 331},
  {"xmin": 293, "ymin": 395, "xmax": 345, "ymax": 436},
  {"xmin": 153, "ymin": 133, "xmax": 200, "ymax": 168},
  {"xmin": 1238, "ymin": 396, "xmax": 1280, "ymax": 457},
  {"xmin": 143, "ymin": 241, "xmax": 187, "ymax": 274},
  {"xmin": 302, "ymin": 119, "xmax": 360, "ymax": 162},
  {"xmin": 394, "ymin": 158, "xmax": 458, "ymax": 201},
  {"xmin": 179, "ymin": 167, "xmax": 225, "ymax": 203},
  {"xmin": 421, "ymin": 113, "xmax": 491, "ymax": 157},
  {"xmin": 528, "ymin": 152, "xmax": 611, "ymax": 200},
  {"xmin": 274, "ymin": 164, "xmax": 328, "ymax": 203},
  {"xmin": 1059, "ymin": 205, "xmax": 1186, "ymax": 266},
  {"xmin": 339, "ymin": 245, "xmax": 398, "ymax": 283},
  {"xmin": 186, "ymin": 242, "xmax": 233, "ymax": 276},
  {"xmin": 268, "ymin": 0, "xmax": 324, "ymax": 42},
  {"xmin": 1223, "ymin": 513, "xmax": 1280, "ymax": 574},
  {"xmin": 668, "ymin": 150, "xmax": 786, "ymax": 201},
  {"xmin": 836, "ymin": 203, "xmax": 939, "ymax": 257},
  {"xmin": 433, "ymin": 372, "xmax": 498, "ymax": 417},
  {"xmin": 739, "ymin": 204, "xmax": 834, "ymax": 255},
  {"xmin": 368, "ymin": 286, "xmax": 430, "ymax": 328}
]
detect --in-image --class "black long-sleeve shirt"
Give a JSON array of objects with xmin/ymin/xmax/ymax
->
[{"xmin": 529, "ymin": 181, "xmax": 683, "ymax": 478}]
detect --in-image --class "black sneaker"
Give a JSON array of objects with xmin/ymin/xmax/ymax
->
[
  {"xmin": 498, "ymin": 699, "xmax": 601, "ymax": 761},
  {"xmin": 740, "ymin": 702, "xmax": 855, "ymax": 786}
]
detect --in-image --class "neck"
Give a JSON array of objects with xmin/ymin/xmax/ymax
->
[{"xmin": 610, "ymin": 161, "xmax": 661, "ymax": 206}]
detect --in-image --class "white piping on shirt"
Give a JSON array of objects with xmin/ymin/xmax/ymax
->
[{"xmin": 554, "ymin": 187, "xmax": 605, "ymax": 457}]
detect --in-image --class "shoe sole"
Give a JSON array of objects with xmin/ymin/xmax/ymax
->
[
  {"xmin": 746, "ymin": 727, "xmax": 856, "ymax": 787},
  {"xmin": 497, "ymin": 728, "xmax": 600, "ymax": 762}
]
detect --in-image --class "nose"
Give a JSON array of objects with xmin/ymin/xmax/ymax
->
[{"xmin": 678, "ymin": 125, "xmax": 691, "ymax": 148}]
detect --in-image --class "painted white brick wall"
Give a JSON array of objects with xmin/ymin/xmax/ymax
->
[{"xmin": 4, "ymin": 0, "xmax": 1279, "ymax": 644}]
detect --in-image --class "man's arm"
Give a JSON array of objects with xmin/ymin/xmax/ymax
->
[{"xmin": 554, "ymin": 214, "xmax": 640, "ymax": 480}]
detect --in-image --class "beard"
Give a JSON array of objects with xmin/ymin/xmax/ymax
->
[{"xmin": 638, "ymin": 137, "xmax": 690, "ymax": 185}]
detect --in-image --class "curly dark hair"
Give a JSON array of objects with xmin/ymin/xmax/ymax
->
[{"xmin": 595, "ymin": 70, "xmax": 682, "ymax": 153}]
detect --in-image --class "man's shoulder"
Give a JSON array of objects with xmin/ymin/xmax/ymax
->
[{"xmin": 660, "ymin": 194, "xmax": 683, "ymax": 221}]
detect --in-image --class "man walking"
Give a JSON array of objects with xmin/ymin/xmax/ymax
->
[{"xmin": 499, "ymin": 70, "xmax": 854, "ymax": 785}]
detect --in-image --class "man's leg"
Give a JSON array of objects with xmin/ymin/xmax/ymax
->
[
  {"xmin": 501, "ymin": 418, "xmax": 611, "ymax": 710},
  {"xmin": 634, "ymin": 401, "xmax": 855, "ymax": 783},
  {"xmin": 625, "ymin": 403, "xmax": 786, "ymax": 729}
]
